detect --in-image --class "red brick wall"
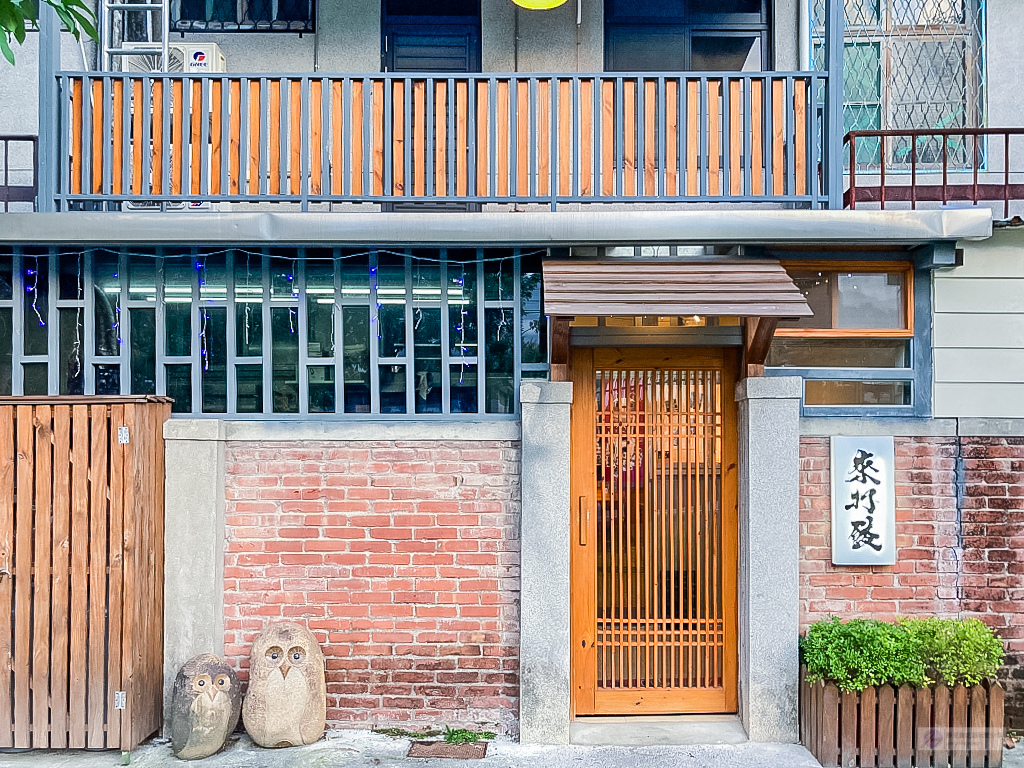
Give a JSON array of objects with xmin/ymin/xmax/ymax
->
[
  {"xmin": 960, "ymin": 438, "xmax": 1024, "ymax": 730},
  {"xmin": 222, "ymin": 439, "xmax": 521, "ymax": 735},
  {"xmin": 799, "ymin": 435, "xmax": 1024, "ymax": 729},
  {"xmin": 799, "ymin": 436, "xmax": 961, "ymax": 623}
]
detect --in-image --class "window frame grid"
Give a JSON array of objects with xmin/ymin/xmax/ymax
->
[
  {"xmin": 0, "ymin": 246, "xmax": 545, "ymax": 418},
  {"xmin": 766, "ymin": 257, "xmax": 931, "ymax": 418}
]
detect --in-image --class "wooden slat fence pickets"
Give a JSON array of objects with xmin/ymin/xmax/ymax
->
[
  {"xmin": 56, "ymin": 72, "xmax": 826, "ymax": 209},
  {"xmin": 800, "ymin": 667, "xmax": 1006, "ymax": 768},
  {"xmin": 0, "ymin": 397, "xmax": 170, "ymax": 753}
]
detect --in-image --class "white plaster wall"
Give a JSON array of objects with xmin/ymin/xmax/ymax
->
[
  {"xmin": 0, "ymin": 31, "xmax": 93, "ymax": 135},
  {"xmin": 177, "ymin": 0, "xmax": 380, "ymax": 72},
  {"xmin": 986, "ymin": 0, "xmax": 1024, "ymax": 128},
  {"xmin": 933, "ymin": 227, "xmax": 1024, "ymax": 418}
]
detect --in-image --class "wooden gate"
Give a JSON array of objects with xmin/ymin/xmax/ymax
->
[
  {"xmin": 570, "ymin": 348, "xmax": 738, "ymax": 715},
  {"xmin": 0, "ymin": 397, "xmax": 170, "ymax": 751}
]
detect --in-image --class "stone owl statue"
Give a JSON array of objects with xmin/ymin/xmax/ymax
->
[
  {"xmin": 170, "ymin": 654, "xmax": 241, "ymax": 761},
  {"xmin": 242, "ymin": 621, "xmax": 326, "ymax": 748}
]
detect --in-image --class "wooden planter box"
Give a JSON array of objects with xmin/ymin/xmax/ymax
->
[{"xmin": 800, "ymin": 667, "xmax": 1005, "ymax": 768}]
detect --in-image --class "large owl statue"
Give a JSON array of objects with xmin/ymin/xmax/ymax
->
[
  {"xmin": 242, "ymin": 621, "xmax": 326, "ymax": 748},
  {"xmin": 170, "ymin": 654, "xmax": 241, "ymax": 760}
]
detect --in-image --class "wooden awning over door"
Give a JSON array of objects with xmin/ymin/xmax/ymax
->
[{"xmin": 542, "ymin": 260, "xmax": 813, "ymax": 318}]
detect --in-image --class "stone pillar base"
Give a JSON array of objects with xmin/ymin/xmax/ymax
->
[
  {"xmin": 518, "ymin": 381, "xmax": 573, "ymax": 745},
  {"xmin": 736, "ymin": 376, "xmax": 802, "ymax": 743}
]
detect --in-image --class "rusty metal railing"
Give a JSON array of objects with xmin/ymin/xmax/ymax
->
[{"xmin": 845, "ymin": 128, "xmax": 1024, "ymax": 219}]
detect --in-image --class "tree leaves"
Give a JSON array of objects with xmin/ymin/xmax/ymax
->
[
  {"xmin": 0, "ymin": 0, "xmax": 29, "ymax": 65},
  {"xmin": 0, "ymin": 0, "xmax": 96, "ymax": 65}
]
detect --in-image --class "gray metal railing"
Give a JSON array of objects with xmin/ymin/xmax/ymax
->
[
  {"xmin": 1, "ymin": 135, "xmax": 38, "ymax": 212},
  {"xmin": 53, "ymin": 71, "xmax": 831, "ymax": 211}
]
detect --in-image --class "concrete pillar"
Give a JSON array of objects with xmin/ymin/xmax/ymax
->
[
  {"xmin": 162, "ymin": 419, "xmax": 227, "ymax": 731},
  {"xmin": 735, "ymin": 376, "xmax": 802, "ymax": 743},
  {"xmin": 518, "ymin": 380, "xmax": 573, "ymax": 745}
]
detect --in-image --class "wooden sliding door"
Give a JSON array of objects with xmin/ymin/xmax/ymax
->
[{"xmin": 570, "ymin": 347, "xmax": 738, "ymax": 715}]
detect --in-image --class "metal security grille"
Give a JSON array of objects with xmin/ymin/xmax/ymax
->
[
  {"xmin": 812, "ymin": 0, "xmax": 986, "ymax": 169},
  {"xmin": 0, "ymin": 247, "xmax": 547, "ymax": 417},
  {"xmin": 172, "ymin": 0, "xmax": 315, "ymax": 31},
  {"xmin": 594, "ymin": 366, "xmax": 728, "ymax": 695}
]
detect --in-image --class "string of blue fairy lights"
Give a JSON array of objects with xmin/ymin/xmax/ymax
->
[{"xmin": 7, "ymin": 246, "xmax": 539, "ymax": 400}]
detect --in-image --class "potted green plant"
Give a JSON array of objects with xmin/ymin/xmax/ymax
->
[{"xmin": 800, "ymin": 617, "xmax": 1005, "ymax": 768}]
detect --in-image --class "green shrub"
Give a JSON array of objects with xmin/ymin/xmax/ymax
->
[
  {"xmin": 899, "ymin": 617, "xmax": 1005, "ymax": 688},
  {"xmin": 801, "ymin": 617, "xmax": 1004, "ymax": 692},
  {"xmin": 801, "ymin": 617, "xmax": 927, "ymax": 691}
]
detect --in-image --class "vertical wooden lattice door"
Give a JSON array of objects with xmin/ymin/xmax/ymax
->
[{"xmin": 571, "ymin": 348, "xmax": 738, "ymax": 715}]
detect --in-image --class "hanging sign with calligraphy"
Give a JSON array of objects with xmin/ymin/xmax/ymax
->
[{"xmin": 831, "ymin": 436, "xmax": 896, "ymax": 566}]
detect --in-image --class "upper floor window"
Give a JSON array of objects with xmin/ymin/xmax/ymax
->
[
  {"xmin": 172, "ymin": 0, "xmax": 314, "ymax": 32},
  {"xmin": 605, "ymin": 0, "xmax": 769, "ymax": 72},
  {"xmin": 812, "ymin": 0, "xmax": 985, "ymax": 167}
]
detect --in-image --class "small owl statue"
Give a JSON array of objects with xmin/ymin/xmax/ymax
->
[
  {"xmin": 170, "ymin": 654, "xmax": 241, "ymax": 761},
  {"xmin": 242, "ymin": 621, "xmax": 326, "ymax": 748}
]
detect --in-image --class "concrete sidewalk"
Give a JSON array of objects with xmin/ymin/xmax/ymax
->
[{"xmin": 0, "ymin": 730, "xmax": 823, "ymax": 768}]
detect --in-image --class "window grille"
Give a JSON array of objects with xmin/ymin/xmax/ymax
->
[
  {"xmin": 172, "ymin": 0, "xmax": 315, "ymax": 32},
  {"xmin": 811, "ymin": 0, "xmax": 986, "ymax": 170},
  {"xmin": 0, "ymin": 247, "xmax": 548, "ymax": 417}
]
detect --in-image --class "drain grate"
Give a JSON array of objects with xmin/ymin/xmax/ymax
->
[{"xmin": 407, "ymin": 741, "xmax": 489, "ymax": 759}]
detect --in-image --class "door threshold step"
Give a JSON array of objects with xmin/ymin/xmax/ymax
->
[{"xmin": 569, "ymin": 715, "xmax": 747, "ymax": 746}]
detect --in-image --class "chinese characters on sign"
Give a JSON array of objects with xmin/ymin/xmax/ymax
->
[{"xmin": 831, "ymin": 436, "xmax": 896, "ymax": 565}]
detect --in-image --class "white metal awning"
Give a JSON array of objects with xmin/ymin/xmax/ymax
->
[{"xmin": 0, "ymin": 208, "xmax": 992, "ymax": 245}]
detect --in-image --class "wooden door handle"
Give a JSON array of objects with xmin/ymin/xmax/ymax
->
[{"xmin": 578, "ymin": 496, "xmax": 588, "ymax": 546}]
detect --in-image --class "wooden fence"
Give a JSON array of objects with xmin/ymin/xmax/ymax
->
[
  {"xmin": 55, "ymin": 71, "xmax": 826, "ymax": 209},
  {"xmin": 0, "ymin": 397, "xmax": 171, "ymax": 752},
  {"xmin": 801, "ymin": 668, "xmax": 1005, "ymax": 768}
]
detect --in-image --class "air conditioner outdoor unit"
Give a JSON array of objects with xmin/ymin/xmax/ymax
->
[
  {"xmin": 122, "ymin": 42, "xmax": 227, "ymax": 74},
  {"xmin": 123, "ymin": 42, "xmax": 229, "ymax": 211}
]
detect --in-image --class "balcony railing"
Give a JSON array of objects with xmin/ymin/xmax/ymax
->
[
  {"xmin": 53, "ymin": 71, "xmax": 830, "ymax": 211},
  {"xmin": 1, "ymin": 135, "xmax": 38, "ymax": 212},
  {"xmin": 845, "ymin": 128, "xmax": 1024, "ymax": 220}
]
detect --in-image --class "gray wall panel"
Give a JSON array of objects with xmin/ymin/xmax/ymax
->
[
  {"xmin": 934, "ymin": 348, "xmax": 1024, "ymax": 383},
  {"xmin": 935, "ymin": 383, "xmax": 1024, "ymax": 418},
  {"xmin": 933, "ymin": 276, "xmax": 1024, "ymax": 313},
  {"xmin": 934, "ymin": 312, "xmax": 1024, "ymax": 348},
  {"xmin": 933, "ymin": 228, "xmax": 1024, "ymax": 418}
]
